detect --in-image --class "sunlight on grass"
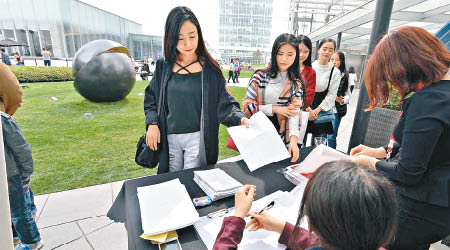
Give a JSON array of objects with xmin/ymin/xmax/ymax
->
[{"xmin": 14, "ymin": 80, "xmax": 246, "ymax": 194}]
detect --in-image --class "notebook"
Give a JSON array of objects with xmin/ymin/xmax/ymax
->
[{"xmin": 193, "ymin": 169, "xmax": 243, "ymax": 201}]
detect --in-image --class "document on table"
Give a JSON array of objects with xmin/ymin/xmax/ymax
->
[
  {"xmin": 194, "ymin": 183, "xmax": 308, "ymax": 250},
  {"xmin": 137, "ymin": 178, "xmax": 200, "ymax": 236},
  {"xmin": 227, "ymin": 111, "xmax": 290, "ymax": 171},
  {"xmin": 296, "ymin": 144, "xmax": 351, "ymax": 174}
]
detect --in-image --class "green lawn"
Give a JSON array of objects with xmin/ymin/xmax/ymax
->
[{"xmin": 14, "ymin": 80, "xmax": 246, "ymax": 195}]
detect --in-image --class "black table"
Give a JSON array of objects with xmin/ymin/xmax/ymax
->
[{"xmin": 107, "ymin": 147, "xmax": 313, "ymax": 250}]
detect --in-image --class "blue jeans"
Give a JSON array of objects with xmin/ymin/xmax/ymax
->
[
  {"xmin": 8, "ymin": 175, "xmax": 41, "ymax": 244},
  {"xmin": 327, "ymin": 113, "xmax": 340, "ymax": 149}
]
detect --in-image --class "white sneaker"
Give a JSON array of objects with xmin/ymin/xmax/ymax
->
[{"xmin": 15, "ymin": 240, "xmax": 44, "ymax": 250}]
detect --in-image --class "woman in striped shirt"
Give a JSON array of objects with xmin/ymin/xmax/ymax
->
[{"xmin": 243, "ymin": 33, "xmax": 305, "ymax": 162}]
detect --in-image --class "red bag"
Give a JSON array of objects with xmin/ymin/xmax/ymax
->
[{"xmin": 226, "ymin": 136, "xmax": 239, "ymax": 152}]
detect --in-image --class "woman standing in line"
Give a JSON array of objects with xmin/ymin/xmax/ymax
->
[
  {"xmin": 227, "ymin": 58, "xmax": 235, "ymax": 83},
  {"xmin": 308, "ymin": 38, "xmax": 341, "ymax": 148},
  {"xmin": 144, "ymin": 6, "xmax": 248, "ymax": 173},
  {"xmin": 296, "ymin": 35, "xmax": 316, "ymax": 117},
  {"xmin": 348, "ymin": 66, "xmax": 357, "ymax": 93},
  {"xmin": 243, "ymin": 33, "xmax": 304, "ymax": 162},
  {"xmin": 351, "ymin": 26, "xmax": 450, "ymax": 249},
  {"xmin": 329, "ymin": 51, "xmax": 350, "ymax": 149}
]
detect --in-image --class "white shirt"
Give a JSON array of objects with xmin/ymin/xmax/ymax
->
[
  {"xmin": 258, "ymin": 72, "xmax": 300, "ymax": 139},
  {"xmin": 312, "ymin": 60, "xmax": 341, "ymax": 113},
  {"xmin": 349, "ymin": 73, "xmax": 357, "ymax": 87}
]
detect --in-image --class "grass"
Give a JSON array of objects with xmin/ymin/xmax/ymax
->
[
  {"xmin": 221, "ymin": 69, "xmax": 255, "ymax": 79},
  {"xmin": 14, "ymin": 80, "xmax": 246, "ymax": 195}
]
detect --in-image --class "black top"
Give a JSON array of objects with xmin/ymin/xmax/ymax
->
[
  {"xmin": 144, "ymin": 59, "xmax": 245, "ymax": 173},
  {"xmin": 376, "ymin": 80, "xmax": 450, "ymax": 207},
  {"xmin": 166, "ymin": 72, "xmax": 202, "ymax": 134}
]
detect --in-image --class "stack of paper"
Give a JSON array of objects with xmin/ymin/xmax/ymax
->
[
  {"xmin": 193, "ymin": 169, "xmax": 243, "ymax": 201},
  {"xmin": 194, "ymin": 184, "xmax": 309, "ymax": 250},
  {"xmin": 137, "ymin": 179, "xmax": 200, "ymax": 236},
  {"xmin": 284, "ymin": 145, "xmax": 351, "ymax": 185}
]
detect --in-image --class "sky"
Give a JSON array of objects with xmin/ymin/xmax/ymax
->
[{"xmin": 79, "ymin": 0, "xmax": 291, "ymax": 49}]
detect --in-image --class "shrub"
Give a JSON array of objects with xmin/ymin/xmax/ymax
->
[{"xmin": 9, "ymin": 66, "xmax": 74, "ymax": 83}]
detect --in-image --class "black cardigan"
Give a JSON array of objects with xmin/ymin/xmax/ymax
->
[
  {"xmin": 376, "ymin": 80, "xmax": 450, "ymax": 207},
  {"xmin": 144, "ymin": 59, "xmax": 245, "ymax": 174}
]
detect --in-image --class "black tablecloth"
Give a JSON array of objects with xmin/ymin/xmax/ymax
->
[{"xmin": 107, "ymin": 147, "xmax": 313, "ymax": 250}]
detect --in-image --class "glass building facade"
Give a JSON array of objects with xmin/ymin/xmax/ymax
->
[
  {"xmin": 219, "ymin": 0, "xmax": 273, "ymax": 63},
  {"xmin": 129, "ymin": 34, "xmax": 163, "ymax": 61},
  {"xmin": 0, "ymin": 0, "xmax": 161, "ymax": 61}
]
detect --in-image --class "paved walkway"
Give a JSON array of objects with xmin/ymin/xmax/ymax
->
[{"xmin": 32, "ymin": 83, "xmax": 448, "ymax": 250}]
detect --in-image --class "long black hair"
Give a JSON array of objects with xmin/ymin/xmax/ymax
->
[
  {"xmin": 163, "ymin": 6, "xmax": 221, "ymax": 75},
  {"xmin": 349, "ymin": 66, "xmax": 355, "ymax": 74},
  {"xmin": 262, "ymin": 33, "xmax": 301, "ymax": 84},
  {"xmin": 335, "ymin": 51, "xmax": 349, "ymax": 92},
  {"xmin": 291, "ymin": 161, "xmax": 398, "ymax": 250},
  {"xmin": 296, "ymin": 35, "xmax": 312, "ymax": 66}
]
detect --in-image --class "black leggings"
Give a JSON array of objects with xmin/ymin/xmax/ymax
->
[{"xmin": 388, "ymin": 194, "xmax": 450, "ymax": 250}]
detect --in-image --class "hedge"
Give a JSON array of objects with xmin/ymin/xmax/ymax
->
[{"xmin": 9, "ymin": 66, "xmax": 74, "ymax": 83}]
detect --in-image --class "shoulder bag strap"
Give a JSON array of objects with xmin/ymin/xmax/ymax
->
[{"xmin": 325, "ymin": 66, "xmax": 334, "ymax": 93}]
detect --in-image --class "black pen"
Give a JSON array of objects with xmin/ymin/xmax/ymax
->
[{"xmin": 250, "ymin": 201, "xmax": 275, "ymax": 219}]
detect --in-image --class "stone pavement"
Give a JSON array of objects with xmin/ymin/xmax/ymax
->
[{"xmin": 32, "ymin": 83, "xmax": 448, "ymax": 250}]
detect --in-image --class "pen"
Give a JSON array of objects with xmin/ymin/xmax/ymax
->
[{"xmin": 250, "ymin": 201, "xmax": 275, "ymax": 219}]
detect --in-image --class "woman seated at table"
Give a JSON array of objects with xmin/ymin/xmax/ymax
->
[
  {"xmin": 243, "ymin": 33, "xmax": 305, "ymax": 162},
  {"xmin": 350, "ymin": 26, "xmax": 450, "ymax": 249},
  {"xmin": 213, "ymin": 161, "xmax": 397, "ymax": 250}
]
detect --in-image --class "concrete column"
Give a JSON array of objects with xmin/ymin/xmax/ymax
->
[
  {"xmin": 337, "ymin": 32, "xmax": 342, "ymax": 50},
  {"xmin": 314, "ymin": 40, "xmax": 319, "ymax": 60},
  {"xmin": 348, "ymin": 0, "xmax": 395, "ymax": 152},
  {"xmin": 0, "ymin": 119, "xmax": 14, "ymax": 250}
]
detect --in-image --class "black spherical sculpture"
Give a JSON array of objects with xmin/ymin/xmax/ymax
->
[{"xmin": 73, "ymin": 40, "xmax": 136, "ymax": 102}]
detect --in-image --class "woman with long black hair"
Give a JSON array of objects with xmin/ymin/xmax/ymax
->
[
  {"xmin": 329, "ymin": 51, "xmax": 350, "ymax": 148},
  {"xmin": 144, "ymin": 6, "xmax": 248, "ymax": 173},
  {"xmin": 243, "ymin": 33, "xmax": 305, "ymax": 162}
]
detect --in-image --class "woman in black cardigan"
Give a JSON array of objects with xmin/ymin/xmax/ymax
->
[
  {"xmin": 144, "ymin": 7, "xmax": 248, "ymax": 173},
  {"xmin": 351, "ymin": 26, "xmax": 450, "ymax": 249}
]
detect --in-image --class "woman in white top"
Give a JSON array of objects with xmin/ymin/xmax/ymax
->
[
  {"xmin": 308, "ymin": 38, "xmax": 341, "ymax": 148},
  {"xmin": 348, "ymin": 66, "xmax": 357, "ymax": 93},
  {"xmin": 228, "ymin": 59, "xmax": 235, "ymax": 83}
]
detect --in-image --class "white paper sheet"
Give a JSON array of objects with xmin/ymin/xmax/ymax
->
[
  {"xmin": 137, "ymin": 179, "xmax": 200, "ymax": 236},
  {"xmin": 227, "ymin": 112, "xmax": 290, "ymax": 171},
  {"xmin": 295, "ymin": 144, "xmax": 351, "ymax": 173},
  {"xmin": 194, "ymin": 186, "xmax": 309, "ymax": 250},
  {"xmin": 299, "ymin": 111, "xmax": 309, "ymax": 144}
]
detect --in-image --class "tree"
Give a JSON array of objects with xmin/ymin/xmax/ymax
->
[{"xmin": 252, "ymin": 49, "xmax": 263, "ymax": 64}]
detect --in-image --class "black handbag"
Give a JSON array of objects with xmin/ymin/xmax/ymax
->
[
  {"xmin": 135, "ymin": 134, "xmax": 159, "ymax": 168},
  {"xmin": 135, "ymin": 64, "xmax": 164, "ymax": 168}
]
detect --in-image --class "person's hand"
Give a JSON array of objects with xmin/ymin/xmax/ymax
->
[
  {"xmin": 350, "ymin": 144, "xmax": 387, "ymax": 158},
  {"xmin": 288, "ymin": 137, "xmax": 300, "ymax": 162},
  {"xmin": 273, "ymin": 105, "xmax": 298, "ymax": 118},
  {"xmin": 245, "ymin": 212, "xmax": 286, "ymax": 234},
  {"xmin": 308, "ymin": 109, "xmax": 318, "ymax": 120},
  {"xmin": 234, "ymin": 185, "xmax": 256, "ymax": 218},
  {"xmin": 336, "ymin": 96, "xmax": 344, "ymax": 105},
  {"xmin": 312, "ymin": 107, "xmax": 322, "ymax": 117},
  {"xmin": 351, "ymin": 155, "xmax": 378, "ymax": 169},
  {"xmin": 240, "ymin": 117, "xmax": 250, "ymax": 127},
  {"xmin": 146, "ymin": 125, "xmax": 160, "ymax": 151}
]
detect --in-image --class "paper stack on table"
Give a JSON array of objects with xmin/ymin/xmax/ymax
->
[
  {"xmin": 227, "ymin": 111, "xmax": 291, "ymax": 172},
  {"xmin": 194, "ymin": 169, "xmax": 243, "ymax": 201},
  {"xmin": 137, "ymin": 178, "xmax": 200, "ymax": 236},
  {"xmin": 194, "ymin": 183, "xmax": 308, "ymax": 250},
  {"xmin": 284, "ymin": 144, "xmax": 351, "ymax": 185}
]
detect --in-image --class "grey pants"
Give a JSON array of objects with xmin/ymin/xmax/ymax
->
[{"xmin": 167, "ymin": 131, "xmax": 201, "ymax": 172}]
